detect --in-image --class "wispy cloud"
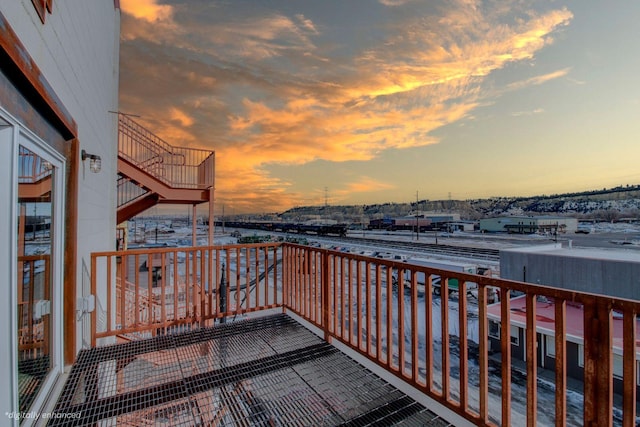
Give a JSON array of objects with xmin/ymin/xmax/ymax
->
[
  {"xmin": 567, "ymin": 77, "xmax": 586, "ymax": 85},
  {"xmin": 507, "ymin": 68, "xmax": 571, "ymax": 91},
  {"xmin": 341, "ymin": 177, "xmax": 396, "ymax": 195},
  {"xmin": 379, "ymin": 0, "xmax": 412, "ymax": 6},
  {"xmin": 511, "ymin": 108, "xmax": 545, "ymax": 117},
  {"xmin": 119, "ymin": 1, "xmax": 574, "ymax": 212}
]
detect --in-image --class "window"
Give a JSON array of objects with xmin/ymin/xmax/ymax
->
[
  {"xmin": 546, "ymin": 335, "xmax": 555, "ymax": 358},
  {"xmin": 578, "ymin": 344, "xmax": 584, "ymax": 367},
  {"xmin": 488, "ymin": 322, "xmax": 519, "ymax": 345},
  {"xmin": 613, "ymin": 354, "xmax": 623, "ymax": 379},
  {"xmin": 510, "ymin": 325, "xmax": 519, "ymax": 346},
  {"xmin": 489, "ymin": 321, "xmax": 500, "ymax": 339}
]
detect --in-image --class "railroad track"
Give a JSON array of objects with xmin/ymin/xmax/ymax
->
[
  {"xmin": 325, "ymin": 235, "xmax": 501, "ymax": 261},
  {"xmin": 224, "ymin": 225, "xmax": 501, "ymax": 261}
]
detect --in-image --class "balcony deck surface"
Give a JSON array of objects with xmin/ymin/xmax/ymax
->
[{"xmin": 50, "ymin": 314, "xmax": 451, "ymax": 426}]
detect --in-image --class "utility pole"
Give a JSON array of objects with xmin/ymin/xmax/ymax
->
[{"xmin": 415, "ymin": 191, "xmax": 419, "ymax": 241}]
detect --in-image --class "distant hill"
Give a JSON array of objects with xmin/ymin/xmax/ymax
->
[{"xmin": 274, "ymin": 184, "xmax": 640, "ymax": 223}]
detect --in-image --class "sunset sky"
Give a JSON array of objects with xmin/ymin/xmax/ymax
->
[{"xmin": 119, "ymin": 1, "xmax": 640, "ymax": 214}]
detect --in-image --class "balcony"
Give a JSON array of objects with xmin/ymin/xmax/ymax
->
[{"xmin": 51, "ymin": 243, "xmax": 640, "ymax": 426}]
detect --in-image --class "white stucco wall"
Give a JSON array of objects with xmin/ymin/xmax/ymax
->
[{"xmin": 2, "ymin": 0, "xmax": 120, "ymax": 354}]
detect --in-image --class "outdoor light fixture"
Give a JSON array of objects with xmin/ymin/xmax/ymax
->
[
  {"xmin": 42, "ymin": 160, "xmax": 53, "ymax": 171},
  {"xmin": 81, "ymin": 149, "xmax": 102, "ymax": 173}
]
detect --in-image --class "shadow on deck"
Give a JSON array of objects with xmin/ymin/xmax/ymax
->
[{"xmin": 49, "ymin": 314, "xmax": 452, "ymax": 426}]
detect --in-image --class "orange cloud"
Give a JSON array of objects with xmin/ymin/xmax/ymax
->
[
  {"xmin": 120, "ymin": 0, "xmax": 173, "ymax": 22},
  {"xmin": 169, "ymin": 107, "xmax": 195, "ymax": 127}
]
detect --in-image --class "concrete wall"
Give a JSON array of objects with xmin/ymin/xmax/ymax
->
[{"xmin": 501, "ymin": 248, "xmax": 640, "ymax": 300}]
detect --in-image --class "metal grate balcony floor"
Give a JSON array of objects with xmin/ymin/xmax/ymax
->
[{"xmin": 49, "ymin": 314, "xmax": 451, "ymax": 426}]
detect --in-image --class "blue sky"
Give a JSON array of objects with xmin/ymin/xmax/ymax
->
[{"xmin": 119, "ymin": 1, "xmax": 640, "ymax": 213}]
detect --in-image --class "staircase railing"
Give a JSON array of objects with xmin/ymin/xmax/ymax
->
[
  {"xmin": 18, "ymin": 146, "xmax": 53, "ymax": 184},
  {"xmin": 117, "ymin": 175, "xmax": 149, "ymax": 209},
  {"xmin": 117, "ymin": 113, "xmax": 214, "ymax": 190}
]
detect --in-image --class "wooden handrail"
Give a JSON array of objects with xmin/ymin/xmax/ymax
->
[{"xmin": 91, "ymin": 243, "xmax": 640, "ymax": 426}]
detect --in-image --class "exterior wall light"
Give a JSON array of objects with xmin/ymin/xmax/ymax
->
[
  {"xmin": 81, "ymin": 149, "xmax": 102, "ymax": 173},
  {"xmin": 42, "ymin": 160, "xmax": 53, "ymax": 171}
]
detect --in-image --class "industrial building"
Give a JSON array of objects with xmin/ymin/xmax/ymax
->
[
  {"xmin": 446, "ymin": 221, "xmax": 476, "ymax": 232},
  {"xmin": 480, "ymin": 215, "xmax": 578, "ymax": 234},
  {"xmin": 421, "ymin": 212, "xmax": 461, "ymax": 224},
  {"xmin": 500, "ymin": 244, "xmax": 640, "ymax": 300}
]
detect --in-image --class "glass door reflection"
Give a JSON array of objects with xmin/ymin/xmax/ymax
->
[{"xmin": 16, "ymin": 145, "xmax": 55, "ymax": 413}]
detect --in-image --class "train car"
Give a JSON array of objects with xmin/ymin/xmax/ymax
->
[{"xmin": 225, "ymin": 221, "xmax": 347, "ymax": 237}]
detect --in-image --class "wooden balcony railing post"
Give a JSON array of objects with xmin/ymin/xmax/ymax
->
[
  {"xmin": 500, "ymin": 288, "xmax": 512, "ymax": 426},
  {"xmin": 90, "ymin": 254, "xmax": 97, "ymax": 348},
  {"xmin": 583, "ymin": 298, "xmax": 613, "ymax": 427},
  {"xmin": 555, "ymin": 299, "xmax": 567, "ymax": 427},
  {"xmin": 525, "ymin": 293, "xmax": 537, "ymax": 427},
  {"xmin": 321, "ymin": 250, "xmax": 331, "ymax": 343},
  {"xmin": 477, "ymin": 284, "xmax": 489, "ymax": 424},
  {"xmin": 622, "ymin": 308, "xmax": 637, "ymax": 427}
]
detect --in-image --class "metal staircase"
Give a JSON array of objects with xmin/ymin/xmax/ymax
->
[{"xmin": 116, "ymin": 113, "xmax": 214, "ymax": 225}]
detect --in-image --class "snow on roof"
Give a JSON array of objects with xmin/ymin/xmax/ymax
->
[
  {"xmin": 483, "ymin": 215, "xmax": 574, "ymax": 220},
  {"xmin": 501, "ymin": 245, "xmax": 640, "ymax": 263}
]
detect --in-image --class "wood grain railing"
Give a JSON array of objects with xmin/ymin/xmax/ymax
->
[
  {"xmin": 18, "ymin": 255, "xmax": 50, "ymax": 358},
  {"xmin": 92, "ymin": 243, "xmax": 640, "ymax": 427},
  {"xmin": 91, "ymin": 244, "xmax": 282, "ymax": 342}
]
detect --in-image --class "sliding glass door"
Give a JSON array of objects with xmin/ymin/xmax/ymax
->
[{"xmin": 9, "ymin": 123, "xmax": 65, "ymax": 418}]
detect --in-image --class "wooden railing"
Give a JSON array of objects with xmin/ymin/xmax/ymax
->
[
  {"xmin": 91, "ymin": 244, "xmax": 282, "ymax": 342},
  {"xmin": 18, "ymin": 255, "xmax": 50, "ymax": 358},
  {"xmin": 92, "ymin": 243, "xmax": 640, "ymax": 427}
]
